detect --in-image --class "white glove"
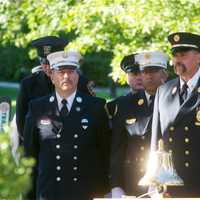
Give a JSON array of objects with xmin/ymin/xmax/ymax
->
[{"xmin": 111, "ymin": 187, "xmax": 125, "ymax": 198}]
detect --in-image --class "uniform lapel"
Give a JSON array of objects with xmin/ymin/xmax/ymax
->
[
  {"xmin": 166, "ymin": 78, "xmax": 181, "ymax": 124},
  {"xmin": 69, "ymin": 91, "xmax": 86, "ymax": 116},
  {"xmin": 174, "ymin": 77, "xmax": 200, "ymax": 125}
]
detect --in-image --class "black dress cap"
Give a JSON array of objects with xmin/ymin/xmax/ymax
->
[
  {"xmin": 168, "ymin": 32, "xmax": 200, "ymax": 54},
  {"xmin": 120, "ymin": 53, "xmax": 140, "ymax": 73},
  {"xmin": 30, "ymin": 36, "xmax": 68, "ymax": 58}
]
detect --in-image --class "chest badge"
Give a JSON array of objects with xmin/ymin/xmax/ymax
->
[
  {"xmin": 81, "ymin": 118, "xmax": 88, "ymax": 129},
  {"xmin": 195, "ymin": 107, "xmax": 200, "ymax": 126},
  {"xmin": 40, "ymin": 118, "xmax": 51, "ymax": 125},
  {"xmin": 126, "ymin": 118, "xmax": 136, "ymax": 124},
  {"xmin": 138, "ymin": 99, "xmax": 144, "ymax": 106}
]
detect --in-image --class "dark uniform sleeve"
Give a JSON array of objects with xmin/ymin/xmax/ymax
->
[
  {"xmin": 110, "ymin": 103, "xmax": 128, "ymax": 189},
  {"xmin": 96, "ymin": 99, "xmax": 111, "ymax": 193},
  {"xmin": 23, "ymin": 101, "xmax": 39, "ymax": 200},
  {"xmin": 16, "ymin": 80, "xmax": 29, "ymax": 145}
]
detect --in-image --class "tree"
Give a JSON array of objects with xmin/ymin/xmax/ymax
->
[
  {"xmin": 0, "ymin": 129, "xmax": 34, "ymax": 199},
  {"xmin": 0, "ymin": 0, "xmax": 199, "ymax": 84}
]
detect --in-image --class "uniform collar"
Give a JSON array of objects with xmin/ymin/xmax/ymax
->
[
  {"xmin": 56, "ymin": 90, "xmax": 77, "ymax": 111},
  {"xmin": 180, "ymin": 67, "xmax": 200, "ymax": 93}
]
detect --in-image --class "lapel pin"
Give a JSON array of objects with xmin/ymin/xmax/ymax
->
[
  {"xmin": 76, "ymin": 97, "xmax": 82, "ymax": 103},
  {"xmin": 49, "ymin": 96, "xmax": 54, "ymax": 102},
  {"xmin": 172, "ymin": 86, "xmax": 177, "ymax": 95},
  {"xmin": 138, "ymin": 99, "xmax": 144, "ymax": 106}
]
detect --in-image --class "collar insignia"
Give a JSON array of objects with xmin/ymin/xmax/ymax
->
[
  {"xmin": 172, "ymin": 86, "xmax": 177, "ymax": 95},
  {"xmin": 49, "ymin": 96, "xmax": 55, "ymax": 102},
  {"xmin": 76, "ymin": 97, "xmax": 82, "ymax": 103}
]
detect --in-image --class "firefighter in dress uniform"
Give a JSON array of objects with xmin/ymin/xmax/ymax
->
[
  {"xmin": 111, "ymin": 51, "xmax": 169, "ymax": 197},
  {"xmin": 16, "ymin": 36, "xmax": 68, "ymax": 145},
  {"xmin": 23, "ymin": 50, "xmax": 110, "ymax": 200},
  {"xmin": 151, "ymin": 32, "xmax": 200, "ymax": 197}
]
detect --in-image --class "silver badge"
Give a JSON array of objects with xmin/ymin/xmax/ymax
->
[
  {"xmin": 49, "ymin": 96, "xmax": 55, "ymax": 102},
  {"xmin": 76, "ymin": 107, "xmax": 81, "ymax": 112},
  {"xmin": 76, "ymin": 97, "xmax": 82, "ymax": 103},
  {"xmin": 81, "ymin": 118, "xmax": 88, "ymax": 123},
  {"xmin": 82, "ymin": 125, "xmax": 88, "ymax": 130}
]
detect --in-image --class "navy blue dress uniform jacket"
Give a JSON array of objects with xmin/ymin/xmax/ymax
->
[
  {"xmin": 151, "ymin": 77, "xmax": 200, "ymax": 197},
  {"xmin": 16, "ymin": 71, "xmax": 54, "ymax": 144},
  {"xmin": 23, "ymin": 91, "xmax": 110, "ymax": 200},
  {"xmin": 110, "ymin": 91, "xmax": 153, "ymax": 196}
]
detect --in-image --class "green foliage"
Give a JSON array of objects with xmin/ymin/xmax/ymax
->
[
  {"xmin": 0, "ymin": 0, "xmax": 200, "ymax": 84},
  {"xmin": 0, "ymin": 129, "xmax": 34, "ymax": 199}
]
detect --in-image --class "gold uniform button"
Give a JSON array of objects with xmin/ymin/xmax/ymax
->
[
  {"xmin": 185, "ymin": 138, "xmax": 189, "ymax": 143},
  {"xmin": 185, "ymin": 150, "xmax": 190, "ymax": 155},
  {"xmin": 169, "ymin": 137, "xmax": 173, "ymax": 142},
  {"xmin": 140, "ymin": 146, "xmax": 145, "ymax": 151},
  {"xmin": 169, "ymin": 126, "xmax": 174, "ymax": 131},
  {"xmin": 184, "ymin": 126, "xmax": 189, "ymax": 131},
  {"xmin": 185, "ymin": 162, "xmax": 189, "ymax": 167}
]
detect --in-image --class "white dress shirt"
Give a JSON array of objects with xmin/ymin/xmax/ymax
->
[{"xmin": 56, "ymin": 90, "xmax": 76, "ymax": 112}]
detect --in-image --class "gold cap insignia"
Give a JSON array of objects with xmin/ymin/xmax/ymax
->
[
  {"xmin": 172, "ymin": 86, "xmax": 177, "ymax": 95},
  {"xmin": 43, "ymin": 46, "xmax": 51, "ymax": 55},
  {"xmin": 138, "ymin": 99, "xmax": 144, "ymax": 106},
  {"xmin": 173, "ymin": 34, "xmax": 180, "ymax": 42},
  {"xmin": 126, "ymin": 118, "xmax": 136, "ymax": 124},
  {"xmin": 197, "ymin": 87, "xmax": 200, "ymax": 93},
  {"xmin": 144, "ymin": 53, "xmax": 152, "ymax": 60}
]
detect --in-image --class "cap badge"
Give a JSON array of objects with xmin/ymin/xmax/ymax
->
[
  {"xmin": 197, "ymin": 87, "xmax": 200, "ymax": 93},
  {"xmin": 43, "ymin": 46, "xmax": 51, "ymax": 55},
  {"xmin": 172, "ymin": 86, "xmax": 177, "ymax": 95},
  {"xmin": 49, "ymin": 96, "xmax": 55, "ymax": 102},
  {"xmin": 76, "ymin": 107, "xmax": 81, "ymax": 112},
  {"xmin": 126, "ymin": 118, "xmax": 136, "ymax": 124},
  {"xmin": 173, "ymin": 34, "xmax": 180, "ymax": 42},
  {"xmin": 76, "ymin": 97, "xmax": 82, "ymax": 103},
  {"xmin": 138, "ymin": 99, "xmax": 144, "ymax": 106},
  {"xmin": 144, "ymin": 53, "xmax": 152, "ymax": 60}
]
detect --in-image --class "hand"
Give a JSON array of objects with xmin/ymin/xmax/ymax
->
[{"xmin": 111, "ymin": 187, "xmax": 125, "ymax": 198}]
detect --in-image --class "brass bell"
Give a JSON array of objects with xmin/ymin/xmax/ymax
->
[{"xmin": 138, "ymin": 139, "xmax": 184, "ymax": 189}]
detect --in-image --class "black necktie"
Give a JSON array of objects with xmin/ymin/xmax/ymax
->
[
  {"xmin": 60, "ymin": 99, "xmax": 69, "ymax": 117},
  {"xmin": 180, "ymin": 82, "xmax": 188, "ymax": 104},
  {"xmin": 149, "ymin": 95, "xmax": 155, "ymax": 112}
]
